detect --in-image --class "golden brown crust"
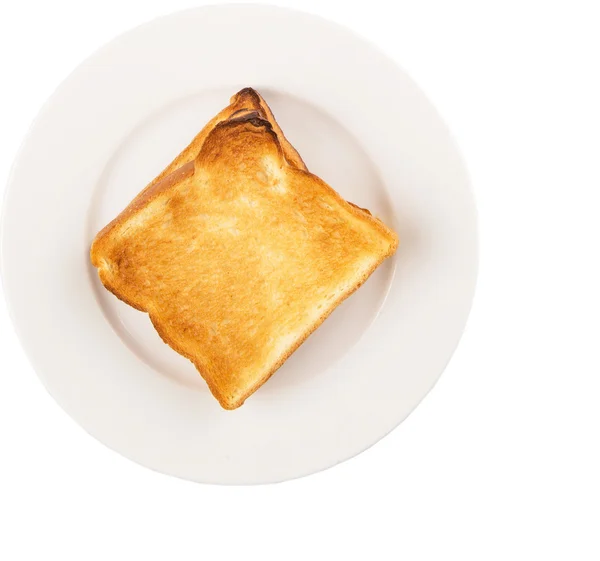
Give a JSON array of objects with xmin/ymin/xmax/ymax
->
[
  {"xmin": 149, "ymin": 88, "xmax": 307, "ymax": 187},
  {"xmin": 91, "ymin": 93, "xmax": 399, "ymax": 410}
]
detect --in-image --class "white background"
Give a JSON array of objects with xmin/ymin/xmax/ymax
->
[{"xmin": 1, "ymin": 0, "xmax": 598, "ymax": 559}]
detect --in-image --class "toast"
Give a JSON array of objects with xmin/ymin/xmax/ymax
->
[{"xmin": 91, "ymin": 103, "xmax": 398, "ymax": 409}]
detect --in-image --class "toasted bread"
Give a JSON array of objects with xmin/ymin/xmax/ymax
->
[{"xmin": 91, "ymin": 108, "xmax": 398, "ymax": 409}]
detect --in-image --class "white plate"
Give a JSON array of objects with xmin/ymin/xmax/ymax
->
[{"xmin": 0, "ymin": 5, "xmax": 477, "ymax": 484}]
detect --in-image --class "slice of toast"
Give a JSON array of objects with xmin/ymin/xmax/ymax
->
[{"xmin": 91, "ymin": 112, "xmax": 398, "ymax": 409}]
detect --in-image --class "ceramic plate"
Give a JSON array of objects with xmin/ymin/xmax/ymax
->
[{"xmin": 0, "ymin": 5, "xmax": 477, "ymax": 484}]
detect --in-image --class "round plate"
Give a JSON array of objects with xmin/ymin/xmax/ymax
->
[{"xmin": 0, "ymin": 5, "xmax": 477, "ymax": 484}]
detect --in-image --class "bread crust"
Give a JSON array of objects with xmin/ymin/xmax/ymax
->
[{"xmin": 148, "ymin": 88, "xmax": 306, "ymax": 189}]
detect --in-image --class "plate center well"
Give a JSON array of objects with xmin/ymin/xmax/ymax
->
[{"xmin": 88, "ymin": 88, "xmax": 396, "ymax": 391}]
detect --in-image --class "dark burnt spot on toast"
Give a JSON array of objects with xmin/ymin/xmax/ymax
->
[
  {"xmin": 229, "ymin": 108, "xmax": 255, "ymax": 119},
  {"xmin": 226, "ymin": 111, "xmax": 273, "ymax": 130},
  {"xmin": 236, "ymin": 87, "xmax": 262, "ymax": 103}
]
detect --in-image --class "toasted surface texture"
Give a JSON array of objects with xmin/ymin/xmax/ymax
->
[{"xmin": 91, "ymin": 106, "xmax": 398, "ymax": 409}]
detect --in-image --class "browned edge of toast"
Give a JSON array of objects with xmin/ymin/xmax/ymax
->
[{"xmin": 148, "ymin": 88, "xmax": 307, "ymax": 190}]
